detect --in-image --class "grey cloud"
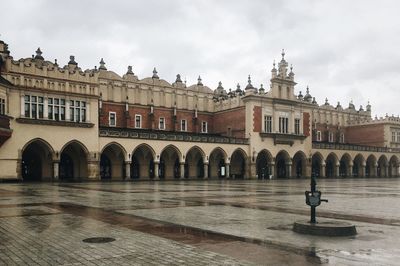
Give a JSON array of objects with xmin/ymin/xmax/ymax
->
[{"xmin": 2, "ymin": 0, "xmax": 400, "ymax": 116}]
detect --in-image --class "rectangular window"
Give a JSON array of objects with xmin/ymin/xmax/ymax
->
[
  {"xmin": 329, "ymin": 132, "xmax": 334, "ymax": 142},
  {"xmin": 159, "ymin": 117, "xmax": 165, "ymax": 130},
  {"xmin": 69, "ymin": 100, "xmax": 86, "ymax": 122},
  {"xmin": 181, "ymin": 119, "xmax": 187, "ymax": 131},
  {"xmin": 340, "ymin": 133, "xmax": 345, "ymax": 143},
  {"xmin": 317, "ymin": 131, "xmax": 322, "ymax": 141},
  {"xmin": 109, "ymin": 112, "xmax": 116, "ymax": 127},
  {"xmin": 392, "ymin": 132, "xmax": 396, "ymax": 142},
  {"xmin": 24, "ymin": 95, "xmax": 43, "ymax": 119},
  {"xmin": 47, "ymin": 97, "xmax": 66, "ymax": 121},
  {"xmin": 295, "ymin": 119, "xmax": 300, "ymax": 135},
  {"xmin": 135, "ymin": 114, "xmax": 142, "ymax": 128},
  {"xmin": 0, "ymin": 98, "xmax": 5, "ymax": 115},
  {"xmin": 279, "ymin": 117, "xmax": 288, "ymax": 133},
  {"xmin": 264, "ymin": 115, "xmax": 272, "ymax": 133},
  {"xmin": 397, "ymin": 132, "xmax": 400, "ymax": 142},
  {"xmin": 201, "ymin": 121, "xmax": 208, "ymax": 133}
]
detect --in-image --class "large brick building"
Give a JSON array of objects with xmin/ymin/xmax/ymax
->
[{"xmin": 0, "ymin": 39, "xmax": 399, "ymax": 181}]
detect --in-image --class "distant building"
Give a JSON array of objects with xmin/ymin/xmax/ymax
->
[{"xmin": 0, "ymin": 41, "xmax": 399, "ymax": 181}]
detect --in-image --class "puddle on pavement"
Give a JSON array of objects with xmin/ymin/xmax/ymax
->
[{"xmin": 45, "ymin": 202, "xmax": 326, "ymax": 265}]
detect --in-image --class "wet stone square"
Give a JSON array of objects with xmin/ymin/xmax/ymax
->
[{"xmin": 0, "ymin": 179, "xmax": 399, "ymax": 265}]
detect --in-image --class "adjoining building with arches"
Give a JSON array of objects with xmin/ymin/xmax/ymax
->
[{"xmin": 0, "ymin": 39, "xmax": 399, "ymax": 181}]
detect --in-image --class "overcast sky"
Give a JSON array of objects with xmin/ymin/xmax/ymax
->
[{"xmin": 2, "ymin": 0, "xmax": 400, "ymax": 116}]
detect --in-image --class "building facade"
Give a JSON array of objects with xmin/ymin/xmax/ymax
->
[{"xmin": 0, "ymin": 40, "xmax": 399, "ymax": 181}]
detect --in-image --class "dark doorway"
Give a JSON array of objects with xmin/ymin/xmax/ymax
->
[
  {"xmin": 100, "ymin": 154, "xmax": 112, "ymax": 180},
  {"xmin": 59, "ymin": 153, "xmax": 74, "ymax": 180}
]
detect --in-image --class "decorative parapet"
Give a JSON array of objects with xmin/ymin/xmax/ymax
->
[
  {"xmin": 16, "ymin": 118, "xmax": 94, "ymax": 128},
  {"xmin": 260, "ymin": 132, "xmax": 307, "ymax": 146},
  {"xmin": 312, "ymin": 141, "xmax": 400, "ymax": 153},
  {"xmin": 99, "ymin": 127, "xmax": 249, "ymax": 145}
]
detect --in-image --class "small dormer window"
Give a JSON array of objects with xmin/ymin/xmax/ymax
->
[
  {"xmin": 328, "ymin": 132, "xmax": 334, "ymax": 142},
  {"xmin": 109, "ymin": 112, "xmax": 116, "ymax": 127},
  {"xmin": 317, "ymin": 131, "xmax": 322, "ymax": 141}
]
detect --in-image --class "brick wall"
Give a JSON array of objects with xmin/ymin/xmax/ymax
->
[
  {"xmin": 303, "ymin": 112, "xmax": 310, "ymax": 136},
  {"xmin": 101, "ymin": 102, "xmax": 214, "ymax": 133},
  {"xmin": 100, "ymin": 103, "xmax": 125, "ymax": 127},
  {"xmin": 345, "ymin": 124, "xmax": 385, "ymax": 147},
  {"xmin": 213, "ymin": 107, "xmax": 245, "ymax": 138},
  {"xmin": 253, "ymin": 106, "xmax": 262, "ymax": 133}
]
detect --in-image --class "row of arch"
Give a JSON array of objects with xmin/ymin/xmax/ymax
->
[
  {"xmin": 20, "ymin": 139, "xmax": 248, "ymax": 181},
  {"xmin": 256, "ymin": 150, "xmax": 400, "ymax": 179},
  {"xmin": 20, "ymin": 138, "xmax": 400, "ymax": 181}
]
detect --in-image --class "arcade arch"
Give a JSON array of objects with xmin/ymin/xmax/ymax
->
[
  {"xmin": 209, "ymin": 147, "xmax": 227, "ymax": 178},
  {"xmin": 21, "ymin": 139, "xmax": 54, "ymax": 181},
  {"xmin": 59, "ymin": 140, "xmax": 89, "ymax": 180},
  {"xmin": 100, "ymin": 143, "xmax": 126, "ymax": 180},
  {"xmin": 131, "ymin": 144, "xmax": 155, "ymax": 179}
]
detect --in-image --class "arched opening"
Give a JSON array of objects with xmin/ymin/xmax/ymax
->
[
  {"xmin": 59, "ymin": 141, "xmax": 88, "ymax": 181},
  {"xmin": 100, "ymin": 143, "xmax": 126, "ymax": 180},
  {"xmin": 339, "ymin": 153, "xmax": 352, "ymax": 177},
  {"xmin": 160, "ymin": 145, "xmax": 181, "ymax": 179},
  {"xmin": 325, "ymin": 153, "xmax": 338, "ymax": 178},
  {"xmin": 353, "ymin": 154, "xmax": 365, "ymax": 177},
  {"xmin": 230, "ymin": 149, "xmax": 246, "ymax": 179},
  {"xmin": 131, "ymin": 144, "xmax": 155, "ymax": 179},
  {"xmin": 311, "ymin": 153, "xmax": 324, "ymax": 178},
  {"xmin": 21, "ymin": 139, "xmax": 54, "ymax": 181},
  {"xmin": 378, "ymin": 155, "xmax": 388, "ymax": 177},
  {"xmin": 292, "ymin": 151, "xmax": 307, "ymax": 178},
  {"xmin": 209, "ymin": 148, "xmax": 226, "ymax": 179},
  {"xmin": 366, "ymin": 155, "xmax": 377, "ymax": 177},
  {"xmin": 389, "ymin": 155, "xmax": 399, "ymax": 177},
  {"xmin": 275, "ymin": 151, "xmax": 290, "ymax": 178},
  {"xmin": 100, "ymin": 154, "xmax": 112, "ymax": 180},
  {"xmin": 256, "ymin": 150, "xmax": 272, "ymax": 179},
  {"xmin": 185, "ymin": 147, "xmax": 205, "ymax": 179}
]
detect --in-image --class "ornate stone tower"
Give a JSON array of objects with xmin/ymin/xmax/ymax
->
[{"xmin": 268, "ymin": 50, "xmax": 297, "ymax": 100}]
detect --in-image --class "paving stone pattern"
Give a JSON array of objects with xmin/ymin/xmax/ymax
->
[{"xmin": 0, "ymin": 178, "xmax": 399, "ymax": 265}]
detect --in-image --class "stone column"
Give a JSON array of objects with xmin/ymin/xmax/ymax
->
[
  {"xmin": 335, "ymin": 163, "xmax": 340, "ymax": 178},
  {"xmin": 320, "ymin": 163, "xmax": 326, "ymax": 178},
  {"xmin": 87, "ymin": 161, "xmax": 100, "ymax": 180},
  {"xmin": 225, "ymin": 163, "xmax": 230, "ymax": 179},
  {"xmin": 305, "ymin": 160, "xmax": 312, "ymax": 178},
  {"xmin": 269, "ymin": 162, "xmax": 275, "ymax": 179},
  {"xmin": 248, "ymin": 162, "xmax": 257, "ymax": 179},
  {"xmin": 154, "ymin": 162, "xmax": 160, "ymax": 180},
  {"xmin": 385, "ymin": 165, "xmax": 389, "ymax": 177},
  {"xmin": 53, "ymin": 161, "xmax": 59, "ymax": 180},
  {"xmin": 203, "ymin": 163, "xmax": 208, "ymax": 179},
  {"xmin": 286, "ymin": 162, "xmax": 292, "ymax": 178},
  {"xmin": 361, "ymin": 163, "xmax": 366, "ymax": 178},
  {"xmin": 125, "ymin": 161, "xmax": 131, "ymax": 180},
  {"xmin": 348, "ymin": 163, "xmax": 353, "ymax": 178},
  {"xmin": 373, "ymin": 163, "xmax": 378, "ymax": 177},
  {"xmin": 180, "ymin": 163, "xmax": 185, "ymax": 179}
]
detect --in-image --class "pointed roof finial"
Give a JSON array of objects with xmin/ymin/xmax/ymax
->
[
  {"xmin": 126, "ymin": 65, "xmax": 134, "ymax": 75},
  {"xmin": 236, "ymin": 83, "xmax": 242, "ymax": 93},
  {"xmin": 152, "ymin": 67, "xmax": 159, "ymax": 79},
  {"xmin": 248, "ymin": 74, "xmax": 252, "ymax": 85},
  {"xmin": 175, "ymin": 74, "xmax": 182, "ymax": 83},
  {"xmin": 325, "ymin": 98, "xmax": 329, "ymax": 105},
  {"xmin": 34, "ymin": 47, "xmax": 44, "ymax": 60},
  {"xmin": 69, "ymin": 55, "xmax": 78, "ymax": 66},
  {"xmin": 197, "ymin": 75, "xmax": 203, "ymax": 86},
  {"xmin": 218, "ymin": 81, "xmax": 223, "ymax": 88},
  {"xmin": 98, "ymin": 58, "xmax": 106, "ymax": 70},
  {"xmin": 273, "ymin": 60, "xmax": 276, "ymax": 68},
  {"xmin": 281, "ymin": 49, "xmax": 285, "ymax": 60},
  {"xmin": 290, "ymin": 64, "xmax": 293, "ymax": 72},
  {"xmin": 306, "ymin": 85, "xmax": 309, "ymax": 94}
]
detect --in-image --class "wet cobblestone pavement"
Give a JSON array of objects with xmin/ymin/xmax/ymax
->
[{"xmin": 0, "ymin": 178, "xmax": 399, "ymax": 265}]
